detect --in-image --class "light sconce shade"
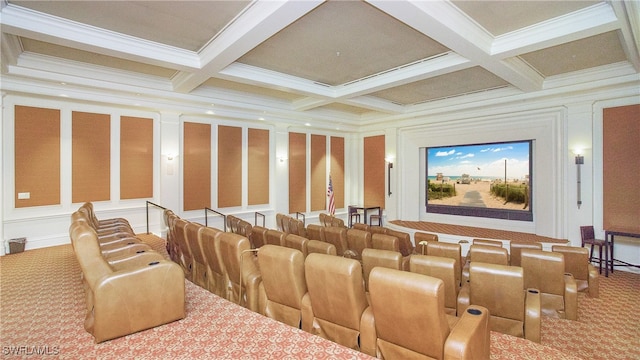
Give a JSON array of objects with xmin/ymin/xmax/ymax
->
[{"xmin": 278, "ymin": 155, "xmax": 288, "ymax": 163}]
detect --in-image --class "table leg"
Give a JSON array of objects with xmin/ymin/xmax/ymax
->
[
  {"xmin": 605, "ymin": 233, "xmax": 609, "ymax": 277},
  {"xmin": 610, "ymin": 234, "xmax": 614, "ymax": 275}
]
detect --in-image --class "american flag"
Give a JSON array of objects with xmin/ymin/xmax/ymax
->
[{"xmin": 327, "ymin": 175, "xmax": 335, "ymax": 215}]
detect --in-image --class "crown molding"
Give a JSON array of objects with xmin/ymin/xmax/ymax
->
[
  {"xmin": 491, "ymin": 2, "xmax": 620, "ymax": 57},
  {"xmin": 0, "ymin": 3, "xmax": 199, "ymax": 70}
]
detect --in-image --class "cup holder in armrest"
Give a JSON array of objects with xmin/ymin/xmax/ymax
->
[
  {"xmin": 127, "ymin": 242, "xmax": 135, "ymax": 245},
  {"xmin": 136, "ymin": 250, "xmax": 145, "ymax": 254},
  {"xmin": 148, "ymin": 261, "xmax": 160, "ymax": 266},
  {"xmin": 528, "ymin": 289, "xmax": 539, "ymax": 294},
  {"xmin": 467, "ymin": 308, "xmax": 482, "ymax": 316}
]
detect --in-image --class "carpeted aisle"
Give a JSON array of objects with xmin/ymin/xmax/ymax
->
[{"xmin": 1, "ymin": 234, "xmax": 638, "ymax": 359}]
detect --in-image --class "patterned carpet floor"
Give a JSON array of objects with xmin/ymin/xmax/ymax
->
[{"xmin": 1, "ymin": 234, "xmax": 638, "ymax": 359}]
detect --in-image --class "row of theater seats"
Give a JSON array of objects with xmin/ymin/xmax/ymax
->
[
  {"xmin": 163, "ymin": 212, "xmax": 490, "ymax": 358},
  {"xmin": 413, "ymin": 235, "xmax": 601, "ymax": 342},
  {"xmin": 69, "ymin": 203, "xmax": 185, "ymax": 343},
  {"xmin": 163, "ymin": 209, "xmax": 590, "ymax": 351}
]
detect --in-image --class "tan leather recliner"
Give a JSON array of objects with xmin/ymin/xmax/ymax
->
[
  {"xmin": 163, "ymin": 209, "xmax": 180, "ymax": 262},
  {"xmin": 472, "ymin": 238, "xmax": 503, "ymax": 247},
  {"xmin": 172, "ymin": 218, "xmax": 194, "ymax": 280},
  {"xmin": 236, "ymin": 219, "xmax": 253, "ymax": 238},
  {"xmin": 346, "ymin": 228, "xmax": 372, "ymax": 261},
  {"xmin": 369, "ymin": 267, "xmax": 490, "ymax": 360},
  {"xmin": 371, "ymin": 233, "xmax": 399, "ymax": 252},
  {"xmin": 218, "ymin": 232, "xmax": 261, "ymax": 312},
  {"xmin": 71, "ymin": 211, "xmax": 138, "ymax": 246},
  {"xmin": 283, "ymin": 233, "xmax": 309, "ymax": 258},
  {"xmin": 509, "ymin": 241, "xmax": 542, "ymax": 267},
  {"xmin": 307, "ymin": 240, "xmax": 337, "ymax": 256},
  {"xmin": 78, "ymin": 204, "xmax": 133, "ymax": 235},
  {"xmin": 265, "ymin": 229, "xmax": 286, "ymax": 246},
  {"xmin": 226, "ymin": 215, "xmax": 241, "ymax": 234},
  {"xmin": 185, "ymin": 222, "xmax": 208, "ymax": 288},
  {"xmin": 362, "ymin": 248, "xmax": 403, "ymax": 292},
  {"xmin": 457, "ymin": 262, "xmax": 541, "ymax": 343},
  {"xmin": 323, "ymin": 226, "xmax": 349, "ymax": 256},
  {"xmin": 275, "ymin": 213, "xmax": 286, "ymax": 232},
  {"xmin": 81, "ymin": 202, "xmax": 130, "ymax": 228},
  {"xmin": 198, "ymin": 227, "xmax": 227, "ymax": 298},
  {"xmin": 352, "ymin": 223, "xmax": 370, "ymax": 232},
  {"xmin": 386, "ymin": 228, "xmax": 414, "ymax": 257},
  {"xmin": 305, "ymin": 224, "xmax": 325, "ymax": 241},
  {"xmin": 552, "ymin": 245, "xmax": 599, "ymax": 298},
  {"xmin": 410, "ymin": 255, "xmax": 460, "ymax": 316},
  {"xmin": 257, "ymin": 245, "xmax": 308, "ymax": 328},
  {"xmin": 302, "ymin": 253, "xmax": 376, "ymax": 356},
  {"xmin": 248, "ymin": 225, "xmax": 268, "ymax": 249},
  {"xmin": 427, "ymin": 242, "xmax": 463, "ymax": 287},
  {"xmin": 414, "ymin": 232, "xmax": 439, "ymax": 255},
  {"xmin": 288, "ymin": 217, "xmax": 307, "ymax": 238},
  {"xmin": 521, "ymin": 249, "xmax": 578, "ymax": 320},
  {"xmin": 70, "ymin": 222, "xmax": 185, "ymax": 343},
  {"xmin": 462, "ymin": 244, "xmax": 509, "ymax": 282}
]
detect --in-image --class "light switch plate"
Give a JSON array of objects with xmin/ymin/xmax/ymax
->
[{"xmin": 17, "ymin": 192, "xmax": 30, "ymax": 199}]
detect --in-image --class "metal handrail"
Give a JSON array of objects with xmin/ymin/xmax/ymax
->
[
  {"xmin": 295, "ymin": 212, "xmax": 306, "ymax": 226},
  {"xmin": 146, "ymin": 201, "xmax": 167, "ymax": 234},
  {"xmin": 254, "ymin": 212, "xmax": 265, "ymax": 227},
  {"xmin": 205, "ymin": 207, "xmax": 226, "ymax": 232}
]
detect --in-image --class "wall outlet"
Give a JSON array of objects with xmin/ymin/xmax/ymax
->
[{"xmin": 17, "ymin": 192, "xmax": 30, "ymax": 199}]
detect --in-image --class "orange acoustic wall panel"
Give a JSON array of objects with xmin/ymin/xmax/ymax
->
[
  {"xmin": 14, "ymin": 105, "xmax": 61, "ymax": 208},
  {"xmin": 364, "ymin": 135, "xmax": 385, "ymax": 208},
  {"xmin": 120, "ymin": 116, "xmax": 153, "ymax": 199},
  {"xmin": 310, "ymin": 134, "xmax": 327, "ymax": 211},
  {"xmin": 218, "ymin": 125, "xmax": 242, "ymax": 208},
  {"xmin": 603, "ymin": 104, "xmax": 640, "ymax": 234},
  {"xmin": 248, "ymin": 128, "xmax": 269, "ymax": 205},
  {"xmin": 183, "ymin": 122, "xmax": 211, "ymax": 211},
  {"xmin": 330, "ymin": 136, "xmax": 345, "ymax": 209},
  {"xmin": 289, "ymin": 132, "xmax": 306, "ymax": 214},
  {"xmin": 72, "ymin": 111, "xmax": 111, "ymax": 203}
]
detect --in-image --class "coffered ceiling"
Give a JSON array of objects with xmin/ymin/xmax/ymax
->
[{"xmin": 1, "ymin": 0, "xmax": 638, "ymax": 124}]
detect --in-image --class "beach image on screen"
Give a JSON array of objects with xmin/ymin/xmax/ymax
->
[{"xmin": 426, "ymin": 141, "xmax": 531, "ymax": 212}]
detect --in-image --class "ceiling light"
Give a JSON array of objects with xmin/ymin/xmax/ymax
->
[
  {"xmin": 305, "ymin": 123, "xmax": 311, "ymax": 127},
  {"xmin": 206, "ymin": 110, "xmax": 215, "ymax": 115}
]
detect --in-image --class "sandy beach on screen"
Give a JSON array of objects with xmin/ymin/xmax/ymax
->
[{"xmin": 428, "ymin": 180, "xmax": 528, "ymax": 210}]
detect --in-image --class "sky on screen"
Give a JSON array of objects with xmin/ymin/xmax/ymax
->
[{"xmin": 427, "ymin": 142, "xmax": 530, "ymax": 180}]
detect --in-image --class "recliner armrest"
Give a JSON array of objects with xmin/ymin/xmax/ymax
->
[
  {"xmin": 301, "ymin": 293, "xmax": 313, "ymax": 333},
  {"xmin": 107, "ymin": 251, "xmax": 165, "ymax": 270},
  {"xmin": 359, "ymin": 306, "xmax": 376, "ymax": 357},
  {"xmin": 587, "ymin": 264, "xmax": 599, "ymax": 298},
  {"xmin": 445, "ymin": 305, "xmax": 490, "ymax": 360},
  {"xmin": 524, "ymin": 288, "xmax": 541, "ymax": 343},
  {"xmin": 456, "ymin": 282, "xmax": 470, "ymax": 316},
  {"xmin": 563, "ymin": 273, "xmax": 578, "ymax": 320}
]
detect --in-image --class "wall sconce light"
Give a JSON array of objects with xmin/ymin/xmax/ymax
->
[
  {"xmin": 386, "ymin": 158, "xmax": 394, "ymax": 197},
  {"xmin": 278, "ymin": 155, "xmax": 288, "ymax": 163},
  {"xmin": 575, "ymin": 151, "xmax": 584, "ymax": 208},
  {"xmin": 165, "ymin": 154, "xmax": 177, "ymax": 176}
]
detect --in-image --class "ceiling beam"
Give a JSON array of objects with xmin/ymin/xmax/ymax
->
[
  {"xmin": 171, "ymin": 0, "xmax": 323, "ymax": 93},
  {"xmin": 367, "ymin": 0, "xmax": 544, "ymax": 92}
]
